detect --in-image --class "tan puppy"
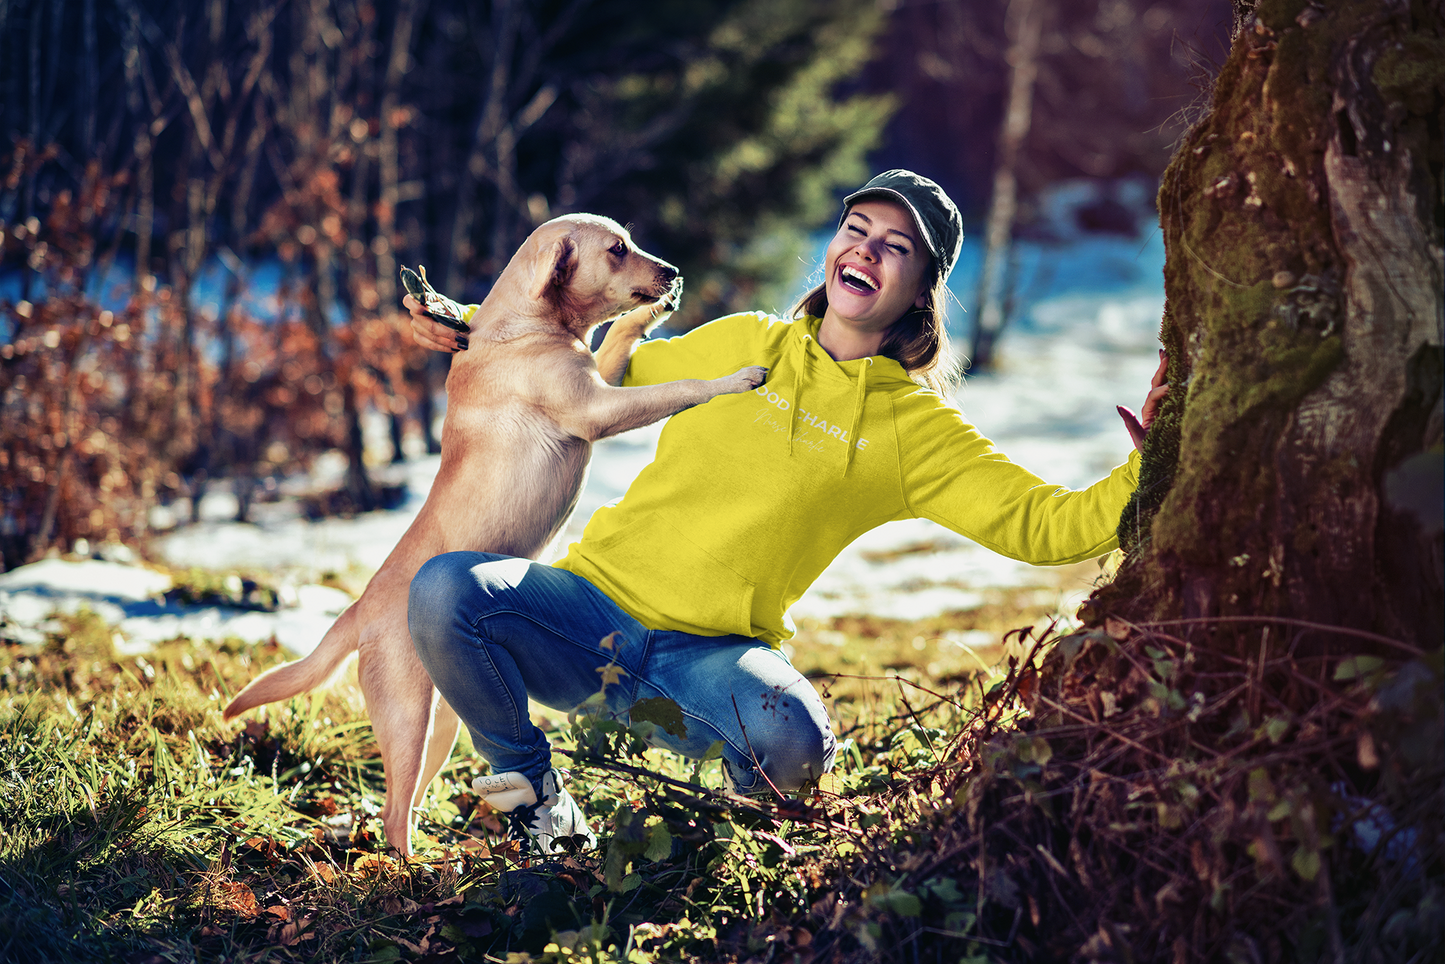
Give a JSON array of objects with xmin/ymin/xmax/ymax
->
[{"xmin": 223, "ymin": 214, "xmax": 766, "ymax": 855}]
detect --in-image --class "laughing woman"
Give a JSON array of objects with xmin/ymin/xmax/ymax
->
[{"xmin": 405, "ymin": 170, "xmax": 1168, "ymax": 854}]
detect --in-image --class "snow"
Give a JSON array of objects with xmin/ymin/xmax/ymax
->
[{"xmin": 1, "ymin": 184, "xmax": 1168, "ymax": 655}]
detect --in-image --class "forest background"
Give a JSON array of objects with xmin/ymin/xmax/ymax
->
[
  {"xmin": 0, "ymin": 0, "xmax": 1225, "ymax": 564},
  {"xmin": 3, "ymin": 2, "xmax": 1442, "ymax": 964}
]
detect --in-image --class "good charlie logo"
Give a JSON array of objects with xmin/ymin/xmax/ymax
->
[{"xmin": 754, "ymin": 385, "xmax": 869, "ymax": 451}]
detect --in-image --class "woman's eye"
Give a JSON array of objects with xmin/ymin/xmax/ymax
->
[{"xmin": 889, "ymin": 244, "xmax": 908, "ymax": 255}]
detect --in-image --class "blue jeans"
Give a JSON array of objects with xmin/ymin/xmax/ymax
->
[{"xmin": 408, "ymin": 552, "xmax": 835, "ymax": 796}]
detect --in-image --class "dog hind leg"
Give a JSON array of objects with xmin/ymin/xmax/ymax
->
[{"xmin": 358, "ymin": 626, "xmax": 438, "ymax": 856}]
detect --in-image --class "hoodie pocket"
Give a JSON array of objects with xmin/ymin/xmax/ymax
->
[{"xmin": 586, "ymin": 514, "xmax": 757, "ymax": 638}]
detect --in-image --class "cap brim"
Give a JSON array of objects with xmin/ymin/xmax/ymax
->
[{"xmin": 840, "ymin": 187, "xmax": 941, "ymax": 263}]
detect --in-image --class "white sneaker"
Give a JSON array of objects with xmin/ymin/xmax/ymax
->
[{"xmin": 472, "ymin": 768, "xmax": 597, "ymax": 855}]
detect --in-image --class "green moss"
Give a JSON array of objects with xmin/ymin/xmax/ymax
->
[
  {"xmin": 1374, "ymin": 37, "xmax": 1445, "ymax": 98},
  {"xmin": 1256, "ymin": 0, "xmax": 1310, "ymax": 33},
  {"xmin": 1113, "ymin": 4, "xmax": 1357, "ymax": 578}
]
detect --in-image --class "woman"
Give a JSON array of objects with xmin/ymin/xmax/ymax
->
[{"xmin": 406, "ymin": 170, "xmax": 1168, "ymax": 854}]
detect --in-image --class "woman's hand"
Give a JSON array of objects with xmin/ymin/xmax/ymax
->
[
  {"xmin": 405, "ymin": 294, "xmax": 468, "ymax": 352},
  {"xmin": 1118, "ymin": 351, "xmax": 1169, "ymax": 452}
]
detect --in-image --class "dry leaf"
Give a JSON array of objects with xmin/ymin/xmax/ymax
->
[
  {"xmin": 213, "ymin": 881, "xmax": 259, "ymax": 918},
  {"xmin": 1356, "ymin": 731, "xmax": 1379, "ymax": 770}
]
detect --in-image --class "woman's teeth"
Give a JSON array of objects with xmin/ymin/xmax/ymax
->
[{"xmin": 841, "ymin": 266, "xmax": 878, "ymax": 292}]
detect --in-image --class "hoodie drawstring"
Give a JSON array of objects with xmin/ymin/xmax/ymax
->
[
  {"xmin": 843, "ymin": 357, "xmax": 871, "ymax": 478},
  {"xmin": 789, "ymin": 335, "xmax": 810, "ymax": 456}
]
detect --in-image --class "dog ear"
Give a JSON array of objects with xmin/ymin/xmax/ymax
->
[{"xmin": 528, "ymin": 234, "xmax": 576, "ymax": 301}]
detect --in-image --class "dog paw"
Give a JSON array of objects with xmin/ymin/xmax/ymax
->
[
  {"xmin": 725, "ymin": 365, "xmax": 768, "ymax": 392},
  {"xmin": 613, "ymin": 302, "xmax": 671, "ymax": 335}
]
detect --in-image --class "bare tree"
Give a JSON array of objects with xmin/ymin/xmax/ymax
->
[{"xmin": 969, "ymin": 0, "xmax": 1045, "ymax": 370}]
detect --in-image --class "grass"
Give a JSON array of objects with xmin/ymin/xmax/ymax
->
[
  {"xmin": 0, "ymin": 562, "xmax": 1087, "ymax": 964},
  {"xmin": 4, "ymin": 558, "xmax": 1440, "ymax": 962}
]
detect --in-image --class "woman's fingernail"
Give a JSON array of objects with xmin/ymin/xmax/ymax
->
[{"xmin": 456, "ymin": 337, "xmax": 469, "ymax": 351}]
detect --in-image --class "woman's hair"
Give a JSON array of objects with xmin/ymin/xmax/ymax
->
[{"xmin": 790, "ymin": 265, "xmax": 959, "ymax": 396}]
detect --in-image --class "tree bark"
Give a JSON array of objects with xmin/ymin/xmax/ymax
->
[
  {"xmin": 376, "ymin": 0, "xmax": 420, "ymax": 311},
  {"xmin": 969, "ymin": 0, "xmax": 1044, "ymax": 371},
  {"xmin": 1091, "ymin": 0, "xmax": 1444, "ymax": 656}
]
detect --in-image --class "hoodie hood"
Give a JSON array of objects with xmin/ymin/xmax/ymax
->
[{"xmin": 785, "ymin": 315, "xmax": 916, "ymax": 477}]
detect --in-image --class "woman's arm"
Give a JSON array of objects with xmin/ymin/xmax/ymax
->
[
  {"xmin": 900, "ymin": 404, "xmax": 1143, "ymax": 566},
  {"xmin": 902, "ymin": 356, "xmax": 1167, "ymax": 562},
  {"xmin": 404, "ymin": 296, "xmax": 771, "ymax": 392}
]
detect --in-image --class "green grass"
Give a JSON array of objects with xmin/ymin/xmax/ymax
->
[
  {"xmin": 0, "ymin": 566, "xmax": 1074, "ymax": 964},
  {"xmin": 7, "ymin": 557, "xmax": 1436, "ymax": 962}
]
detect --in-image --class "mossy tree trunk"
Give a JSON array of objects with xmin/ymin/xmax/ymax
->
[{"xmin": 1091, "ymin": 0, "xmax": 1444, "ymax": 655}]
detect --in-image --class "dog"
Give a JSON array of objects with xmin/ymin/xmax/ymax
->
[{"xmin": 223, "ymin": 214, "xmax": 767, "ymax": 855}]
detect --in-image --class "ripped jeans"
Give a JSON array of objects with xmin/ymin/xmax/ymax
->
[{"xmin": 407, "ymin": 552, "xmax": 836, "ymax": 798}]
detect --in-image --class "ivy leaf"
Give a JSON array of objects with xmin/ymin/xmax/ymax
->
[
  {"xmin": 644, "ymin": 822, "xmax": 673, "ymax": 862},
  {"xmin": 630, "ymin": 697, "xmax": 689, "ymax": 739},
  {"xmin": 1247, "ymin": 767, "xmax": 1277, "ymax": 804},
  {"xmin": 596, "ymin": 663, "xmax": 628, "ymax": 689},
  {"xmin": 1334, "ymin": 655, "xmax": 1384, "ymax": 681},
  {"xmin": 1291, "ymin": 846, "xmax": 1321, "ymax": 881},
  {"xmin": 864, "ymin": 882, "xmax": 922, "ymax": 917}
]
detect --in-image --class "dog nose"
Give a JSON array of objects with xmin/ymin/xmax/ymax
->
[{"xmin": 656, "ymin": 263, "xmax": 678, "ymax": 284}]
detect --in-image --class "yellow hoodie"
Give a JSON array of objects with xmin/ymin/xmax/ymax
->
[{"xmin": 555, "ymin": 312, "xmax": 1140, "ymax": 644}]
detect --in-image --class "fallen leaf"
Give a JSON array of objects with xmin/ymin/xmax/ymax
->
[
  {"xmin": 214, "ymin": 881, "xmax": 259, "ymax": 918},
  {"xmin": 1356, "ymin": 731, "xmax": 1379, "ymax": 770}
]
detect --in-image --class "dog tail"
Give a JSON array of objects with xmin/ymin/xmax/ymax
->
[{"xmin": 222, "ymin": 605, "xmax": 361, "ymax": 721}]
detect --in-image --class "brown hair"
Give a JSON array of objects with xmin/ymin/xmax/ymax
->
[{"xmin": 789, "ymin": 266, "xmax": 959, "ymax": 395}]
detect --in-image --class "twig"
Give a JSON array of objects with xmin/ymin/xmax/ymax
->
[
  {"xmin": 918, "ymin": 924, "xmax": 1018, "ymax": 948},
  {"xmin": 985, "ymin": 630, "xmax": 1050, "ymax": 728},
  {"xmin": 730, "ymin": 693, "xmax": 787, "ymax": 802},
  {"xmin": 1142, "ymin": 616, "xmax": 1426, "ymax": 657},
  {"xmin": 820, "ymin": 672, "xmax": 965, "ymax": 709},
  {"xmin": 556, "ymin": 746, "xmax": 865, "ymax": 839},
  {"xmin": 554, "ymin": 746, "xmax": 720, "ymax": 799},
  {"xmin": 1178, "ymin": 229, "xmax": 1249, "ymax": 288},
  {"xmin": 1032, "ymin": 694, "xmax": 1172, "ymax": 764}
]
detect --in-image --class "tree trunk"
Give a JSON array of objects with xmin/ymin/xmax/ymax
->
[
  {"xmin": 375, "ymin": 0, "xmax": 420, "ymax": 312},
  {"xmin": 1091, "ymin": 0, "xmax": 1443, "ymax": 657},
  {"xmin": 969, "ymin": 0, "xmax": 1044, "ymax": 371}
]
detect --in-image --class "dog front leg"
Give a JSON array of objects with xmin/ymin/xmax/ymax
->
[
  {"xmin": 575, "ymin": 365, "xmax": 768, "ymax": 440},
  {"xmin": 416, "ymin": 695, "xmax": 461, "ymax": 812},
  {"xmin": 594, "ymin": 303, "xmax": 673, "ymax": 386}
]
